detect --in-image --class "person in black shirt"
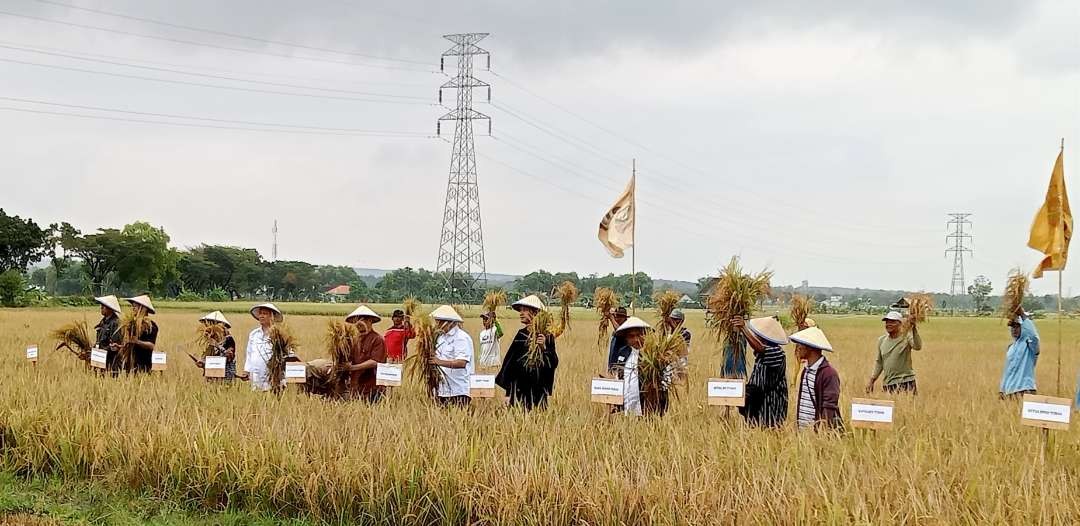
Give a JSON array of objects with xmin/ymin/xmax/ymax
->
[
  {"xmin": 124, "ymin": 295, "xmax": 159, "ymax": 374},
  {"xmin": 496, "ymin": 295, "xmax": 558, "ymax": 410},
  {"xmin": 93, "ymin": 295, "xmax": 122, "ymax": 369},
  {"xmin": 193, "ymin": 311, "xmax": 237, "ymax": 382}
]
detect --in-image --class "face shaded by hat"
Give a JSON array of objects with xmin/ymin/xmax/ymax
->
[
  {"xmin": 199, "ymin": 310, "xmax": 232, "ymax": 328},
  {"xmin": 125, "ymin": 295, "xmax": 156, "ymax": 314},
  {"xmin": 250, "ymin": 303, "xmax": 283, "ymax": 323},
  {"xmin": 512, "ymin": 295, "xmax": 546, "ymax": 312},
  {"xmin": 346, "ymin": 305, "xmax": 381, "ymax": 324},
  {"xmin": 746, "ymin": 316, "xmax": 789, "ymax": 346},
  {"xmin": 431, "ymin": 305, "xmax": 463, "ymax": 323},
  {"xmin": 94, "ymin": 295, "xmax": 122, "ymax": 316},
  {"xmin": 790, "ymin": 326, "xmax": 833, "ymax": 352}
]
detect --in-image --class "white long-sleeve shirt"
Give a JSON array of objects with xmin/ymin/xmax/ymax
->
[
  {"xmin": 244, "ymin": 326, "xmax": 273, "ymax": 391},
  {"xmin": 435, "ymin": 326, "xmax": 474, "ymax": 397}
]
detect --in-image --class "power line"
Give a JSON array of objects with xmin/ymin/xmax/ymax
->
[
  {"xmin": 27, "ymin": 0, "xmax": 435, "ymax": 67},
  {"xmin": 0, "ymin": 9, "xmax": 436, "ymax": 73},
  {"xmin": 0, "ymin": 57, "xmax": 434, "ymax": 105},
  {"xmin": 0, "ymin": 43, "xmax": 431, "ymax": 100}
]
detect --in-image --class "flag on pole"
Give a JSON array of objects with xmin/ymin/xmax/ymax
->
[
  {"xmin": 598, "ymin": 175, "xmax": 635, "ymax": 258},
  {"xmin": 1028, "ymin": 147, "xmax": 1071, "ymax": 278}
]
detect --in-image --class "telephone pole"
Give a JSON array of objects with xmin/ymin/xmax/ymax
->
[
  {"xmin": 272, "ymin": 219, "xmax": 278, "ymax": 261},
  {"xmin": 946, "ymin": 213, "xmax": 973, "ymax": 295},
  {"xmin": 435, "ymin": 33, "xmax": 491, "ymax": 303}
]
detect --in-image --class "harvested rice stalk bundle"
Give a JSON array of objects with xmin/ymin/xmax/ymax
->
[
  {"xmin": 403, "ymin": 296, "xmax": 422, "ymax": 318},
  {"xmin": 483, "ymin": 289, "xmax": 507, "ymax": 314},
  {"xmin": 706, "ymin": 257, "xmax": 772, "ymax": 371},
  {"xmin": 551, "ymin": 281, "xmax": 578, "ymax": 338},
  {"xmin": 1003, "ymin": 270, "xmax": 1029, "ymax": 322},
  {"xmin": 653, "ymin": 290, "xmax": 681, "ymax": 333},
  {"xmin": 325, "ymin": 320, "xmax": 359, "ymax": 399},
  {"xmin": 195, "ymin": 323, "xmax": 226, "ymax": 358},
  {"xmin": 524, "ymin": 309, "xmax": 554, "ymax": 370},
  {"xmin": 638, "ymin": 329, "xmax": 687, "ymax": 412},
  {"xmin": 790, "ymin": 294, "xmax": 813, "ymax": 330},
  {"xmin": 901, "ymin": 293, "xmax": 933, "ymax": 334},
  {"xmin": 118, "ymin": 310, "xmax": 153, "ymax": 370},
  {"xmin": 594, "ymin": 287, "xmax": 619, "ymax": 349},
  {"xmin": 266, "ymin": 324, "xmax": 299, "ymax": 396},
  {"xmin": 405, "ymin": 315, "xmax": 443, "ymax": 397},
  {"xmin": 303, "ymin": 358, "xmax": 334, "ymax": 397},
  {"xmin": 51, "ymin": 320, "xmax": 92, "ymax": 361}
]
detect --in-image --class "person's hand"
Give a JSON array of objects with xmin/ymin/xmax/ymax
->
[
  {"xmin": 195, "ymin": 360, "xmax": 205, "ymax": 369},
  {"xmin": 428, "ymin": 357, "xmax": 441, "ymax": 366},
  {"xmin": 865, "ymin": 378, "xmax": 876, "ymax": 393},
  {"xmin": 225, "ymin": 350, "xmax": 235, "ymax": 360},
  {"xmin": 535, "ymin": 334, "xmax": 547, "ymax": 347},
  {"xmin": 730, "ymin": 316, "xmax": 745, "ymax": 329},
  {"xmin": 108, "ymin": 343, "xmax": 119, "ymax": 351}
]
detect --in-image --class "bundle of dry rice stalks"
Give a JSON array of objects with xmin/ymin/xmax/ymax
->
[
  {"xmin": 483, "ymin": 289, "xmax": 507, "ymax": 314},
  {"xmin": 118, "ymin": 311, "xmax": 153, "ymax": 370},
  {"xmin": 790, "ymin": 294, "xmax": 813, "ymax": 330},
  {"xmin": 266, "ymin": 324, "xmax": 298, "ymax": 396},
  {"xmin": 594, "ymin": 287, "xmax": 619, "ymax": 349},
  {"xmin": 405, "ymin": 315, "xmax": 443, "ymax": 397},
  {"xmin": 653, "ymin": 290, "xmax": 681, "ymax": 333},
  {"xmin": 1003, "ymin": 269, "xmax": 1029, "ymax": 322},
  {"xmin": 550, "ymin": 281, "xmax": 578, "ymax": 338},
  {"xmin": 707, "ymin": 257, "xmax": 773, "ymax": 346},
  {"xmin": 901, "ymin": 293, "xmax": 933, "ymax": 333},
  {"xmin": 303, "ymin": 358, "xmax": 334, "ymax": 397},
  {"xmin": 403, "ymin": 296, "xmax": 422, "ymax": 317},
  {"xmin": 325, "ymin": 320, "xmax": 359, "ymax": 399},
  {"xmin": 51, "ymin": 320, "xmax": 92, "ymax": 362},
  {"xmin": 638, "ymin": 329, "xmax": 687, "ymax": 413},
  {"xmin": 524, "ymin": 309, "xmax": 554, "ymax": 370},
  {"xmin": 195, "ymin": 323, "xmax": 226, "ymax": 358}
]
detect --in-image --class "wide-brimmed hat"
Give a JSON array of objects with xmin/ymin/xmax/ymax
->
[
  {"xmin": 94, "ymin": 295, "xmax": 122, "ymax": 315},
  {"xmin": 669, "ymin": 309, "xmax": 686, "ymax": 321},
  {"xmin": 882, "ymin": 311, "xmax": 904, "ymax": 322},
  {"xmin": 790, "ymin": 326, "xmax": 833, "ymax": 352},
  {"xmin": 199, "ymin": 310, "xmax": 231, "ymax": 328},
  {"xmin": 613, "ymin": 306, "xmax": 628, "ymax": 317},
  {"xmin": 747, "ymin": 316, "xmax": 789, "ymax": 345},
  {"xmin": 345, "ymin": 305, "xmax": 381, "ymax": 323},
  {"xmin": 512, "ymin": 295, "xmax": 546, "ymax": 312},
  {"xmin": 614, "ymin": 316, "xmax": 650, "ymax": 335},
  {"xmin": 250, "ymin": 303, "xmax": 283, "ymax": 322},
  {"xmin": 125, "ymin": 295, "xmax": 156, "ymax": 314},
  {"xmin": 431, "ymin": 305, "xmax": 463, "ymax": 323}
]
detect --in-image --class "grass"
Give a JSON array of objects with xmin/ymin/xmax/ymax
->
[{"xmin": 3, "ymin": 306, "xmax": 1080, "ymax": 524}]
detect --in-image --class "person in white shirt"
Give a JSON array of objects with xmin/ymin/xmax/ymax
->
[
  {"xmin": 428, "ymin": 305, "xmax": 474, "ymax": 407},
  {"xmin": 477, "ymin": 311, "xmax": 503, "ymax": 368},
  {"xmin": 244, "ymin": 303, "xmax": 283, "ymax": 392},
  {"xmin": 611, "ymin": 316, "xmax": 668, "ymax": 417}
]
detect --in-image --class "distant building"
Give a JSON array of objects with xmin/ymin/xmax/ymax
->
[
  {"xmin": 822, "ymin": 295, "xmax": 844, "ymax": 308},
  {"xmin": 325, "ymin": 284, "xmax": 350, "ymax": 303}
]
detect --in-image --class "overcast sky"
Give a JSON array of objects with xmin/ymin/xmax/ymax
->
[{"xmin": 3, "ymin": 0, "xmax": 1078, "ymax": 295}]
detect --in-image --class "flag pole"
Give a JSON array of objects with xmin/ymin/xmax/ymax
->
[
  {"xmin": 631, "ymin": 158, "xmax": 637, "ymax": 315},
  {"xmin": 1057, "ymin": 137, "xmax": 1065, "ymax": 396}
]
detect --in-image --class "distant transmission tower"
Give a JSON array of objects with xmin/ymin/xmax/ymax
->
[
  {"xmin": 435, "ymin": 33, "xmax": 491, "ymax": 303},
  {"xmin": 272, "ymin": 219, "xmax": 278, "ymax": 261},
  {"xmin": 946, "ymin": 213, "xmax": 973, "ymax": 295}
]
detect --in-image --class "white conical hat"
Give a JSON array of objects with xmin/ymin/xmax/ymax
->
[
  {"xmin": 431, "ymin": 305, "xmax": 463, "ymax": 323},
  {"xmin": 790, "ymin": 326, "xmax": 833, "ymax": 352},
  {"xmin": 747, "ymin": 316, "xmax": 789, "ymax": 345},
  {"xmin": 345, "ymin": 305, "xmax": 381, "ymax": 323},
  {"xmin": 125, "ymin": 295, "xmax": 156, "ymax": 314},
  {"xmin": 511, "ymin": 294, "xmax": 546, "ymax": 311},
  {"xmin": 614, "ymin": 316, "xmax": 650, "ymax": 334},
  {"xmin": 94, "ymin": 295, "xmax": 122, "ymax": 315},
  {"xmin": 199, "ymin": 310, "xmax": 231, "ymax": 328},
  {"xmin": 250, "ymin": 303, "xmax": 283, "ymax": 322}
]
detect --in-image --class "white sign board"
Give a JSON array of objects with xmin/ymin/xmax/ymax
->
[
  {"xmin": 1021, "ymin": 394, "xmax": 1071, "ymax": 430},
  {"xmin": 590, "ymin": 377, "xmax": 625, "ymax": 405},
  {"xmin": 850, "ymin": 398, "xmax": 895, "ymax": 430},
  {"xmin": 284, "ymin": 363, "xmax": 307, "ymax": 383},
  {"xmin": 151, "ymin": 351, "xmax": 167, "ymax": 371},
  {"xmin": 706, "ymin": 378, "xmax": 745, "ymax": 407},
  {"xmin": 203, "ymin": 356, "xmax": 226, "ymax": 378},
  {"xmin": 469, "ymin": 374, "xmax": 497, "ymax": 398},
  {"xmin": 375, "ymin": 363, "xmax": 403, "ymax": 386},
  {"xmin": 89, "ymin": 348, "xmax": 107, "ymax": 369},
  {"xmin": 26, "ymin": 346, "xmax": 38, "ymax": 361}
]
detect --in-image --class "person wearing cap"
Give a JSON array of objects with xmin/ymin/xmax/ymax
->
[
  {"xmin": 429, "ymin": 305, "xmax": 474, "ymax": 407},
  {"xmin": 665, "ymin": 309, "xmax": 692, "ymax": 377},
  {"xmin": 1000, "ymin": 312, "xmax": 1040, "ymax": 399},
  {"xmin": 344, "ymin": 306, "xmax": 388, "ymax": 402},
  {"xmin": 124, "ymin": 295, "xmax": 159, "ymax": 374},
  {"xmin": 244, "ymin": 303, "xmax": 283, "ymax": 392},
  {"xmin": 605, "ymin": 306, "xmax": 630, "ymax": 374},
  {"xmin": 790, "ymin": 326, "xmax": 843, "ymax": 430},
  {"xmin": 867, "ymin": 311, "xmax": 923, "ymax": 394},
  {"xmin": 193, "ymin": 311, "xmax": 237, "ymax": 382},
  {"xmin": 732, "ymin": 316, "xmax": 789, "ymax": 428},
  {"xmin": 92, "ymin": 295, "xmax": 122, "ymax": 368},
  {"xmin": 383, "ymin": 309, "xmax": 415, "ymax": 362},
  {"xmin": 496, "ymin": 295, "xmax": 559, "ymax": 410},
  {"xmin": 610, "ymin": 316, "xmax": 674, "ymax": 416},
  {"xmin": 477, "ymin": 311, "xmax": 504, "ymax": 368}
]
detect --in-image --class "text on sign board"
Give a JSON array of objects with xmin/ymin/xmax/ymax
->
[
  {"xmin": 851, "ymin": 403, "xmax": 894, "ymax": 423},
  {"xmin": 375, "ymin": 364, "xmax": 403, "ymax": 382},
  {"xmin": 590, "ymin": 378, "xmax": 624, "ymax": 396},
  {"xmin": 1022, "ymin": 401, "xmax": 1070, "ymax": 424},
  {"xmin": 707, "ymin": 380, "xmax": 744, "ymax": 398},
  {"xmin": 204, "ymin": 356, "xmax": 226, "ymax": 369},
  {"xmin": 284, "ymin": 364, "xmax": 306, "ymax": 378},
  {"xmin": 26, "ymin": 346, "xmax": 38, "ymax": 359},
  {"xmin": 470, "ymin": 375, "xmax": 496, "ymax": 389}
]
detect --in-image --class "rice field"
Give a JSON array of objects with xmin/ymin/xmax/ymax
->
[{"xmin": 2, "ymin": 305, "xmax": 1080, "ymax": 525}]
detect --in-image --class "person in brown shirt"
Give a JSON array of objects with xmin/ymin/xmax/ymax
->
[{"xmin": 344, "ymin": 306, "xmax": 387, "ymax": 402}]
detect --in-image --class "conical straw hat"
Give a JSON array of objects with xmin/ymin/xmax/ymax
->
[
  {"xmin": 199, "ymin": 310, "xmax": 231, "ymax": 328},
  {"xmin": 747, "ymin": 316, "xmax": 789, "ymax": 345},
  {"xmin": 790, "ymin": 326, "xmax": 833, "ymax": 352},
  {"xmin": 250, "ymin": 303, "xmax": 283, "ymax": 322},
  {"xmin": 614, "ymin": 316, "xmax": 650, "ymax": 334},
  {"xmin": 125, "ymin": 295, "xmax": 156, "ymax": 314},
  {"xmin": 94, "ymin": 295, "xmax": 122, "ymax": 315},
  {"xmin": 511, "ymin": 295, "xmax": 546, "ymax": 311},
  {"xmin": 431, "ymin": 305, "xmax": 463, "ymax": 323},
  {"xmin": 346, "ymin": 305, "xmax": 382, "ymax": 323}
]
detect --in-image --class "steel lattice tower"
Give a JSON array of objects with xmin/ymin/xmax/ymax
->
[
  {"xmin": 435, "ymin": 33, "xmax": 491, "ymax": 303},
  {"xmin": 946, "ymin": 213, "xmax": 973, "ymax": 295}
]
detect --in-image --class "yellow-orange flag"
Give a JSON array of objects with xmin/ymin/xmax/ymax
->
[
  {"xmin": 1028, "ymin": 147, "xmax": 1071, "ymax": 278},
  {"xmin": 598, "ymin": 175, "xmax": 635, "ymax": 258}
]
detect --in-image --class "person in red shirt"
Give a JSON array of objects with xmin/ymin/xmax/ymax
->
[{"xmin": 383, "ymin": 309, "xmax": 415, "ymax": 362}]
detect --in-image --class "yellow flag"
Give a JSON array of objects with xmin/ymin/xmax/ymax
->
[
  {"xmin": 1028, "ymin": 149, "xmax": 1071, "ymax": 278},
  {"xmin": 598, "ymin": 175, "xmax": 635, "ymax": 258}
]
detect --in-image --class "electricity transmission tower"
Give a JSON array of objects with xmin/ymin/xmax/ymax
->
[
  {"xmin": 272, "ymin": 219, "xmax": 278, "ymax": 261},
  {"xmin": 946, "ymin": 213, "xmax": 973, "ymax": 295},
  {"xmin": 435, "ymin": 33, "xmax": 491, "ymax": 303}
]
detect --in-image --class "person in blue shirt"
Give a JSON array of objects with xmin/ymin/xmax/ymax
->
[{"xmin": 1000, "ymin": 313, "xmax": 1039, "ymax": 399}]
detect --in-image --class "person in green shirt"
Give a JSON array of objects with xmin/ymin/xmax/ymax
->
[{"xmin": 866, "ymin": 311, "xmax": 923, "ymax": 394}]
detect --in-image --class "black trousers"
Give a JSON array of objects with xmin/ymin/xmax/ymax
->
[
  {"xmin": 884, "ymin": 380, "xmax": 917, "ymax": 394},
  {"xmin": 437, "ymin": 395, "xmax": 471, "ymax": 407}
]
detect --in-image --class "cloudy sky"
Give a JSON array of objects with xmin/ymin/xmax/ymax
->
[{"xmin": 3, "ymin": 0, "xmax": 1078, "ymax": 294}]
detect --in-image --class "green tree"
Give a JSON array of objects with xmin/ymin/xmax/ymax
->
[
  {"xmin": 0, "ymin": 209, "xmax": 51, "ymax": 273},
  {"xmin": 62, "ymin": 228, "xmax": 125, "ymax": 296},
  {"xmin": 968, "ymin": 275, "xmax": 993, "ymax": 314},
  {"xmin": 114, "ymin": 222, "xmax": 173, "ymax": 294},
  {"xmin": 0, "ymin": 269, "xmax": 26, "ymax": 306},
  {"xmin": 514, "ymin": 270, "xmax": 556, "ymax": 296}
]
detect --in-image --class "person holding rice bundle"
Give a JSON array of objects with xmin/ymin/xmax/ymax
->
[
  {"xmin": 477, "ymin": 311, "xmax": 504, "ymax": 367},
  {"xmin": 124, "ymin": 295, "xmax": 159, "ymax": 374},
  {"xmin": 344, "ymin": 305, "xmax": 387, "ymax": 402},
  {"xmin": 496, "ymin": 295, "xmax": 559, "ymax": 410},
  {"xmin": 732, "ymin": 315, "xmax": 789, "ymax": 428},
  {"xmin": 666, "ymin": 309, "xmax": 691, "ymax": 373},
  {"xmin": 866, "ymin": 311, "xmax": 923, "ymax": 394},
  {"xmin": 383, "ymin": 309, "xmax": 414, "ymax": 362},
  {"xmin": 605, "ymin": 306, "xmax": 629, "ymax": 373},
  {"xmin": 1000, "ymin": 312, "xmax": 1040, "ymax": 399},
  {"xmin": 610, "ymin": 316, "xmax": 675, "ymax": 417},
  {"xmin": 194, "ymin": 311, "xmax": 237, "ymax": 382},
  {"xmin": 428, "ymin": 305, "xmax": 474, "ymax": 407},
  {"xmin": 93, "ymin": 295, "xmax": 122, "ymax": 368},
  {"xmin": 790, "ymin": 326, "xmax": 843, "ymax": 430},
  {"xmin": 244, "ymin": 303, "xmax": 283, "ymax": 392}
]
